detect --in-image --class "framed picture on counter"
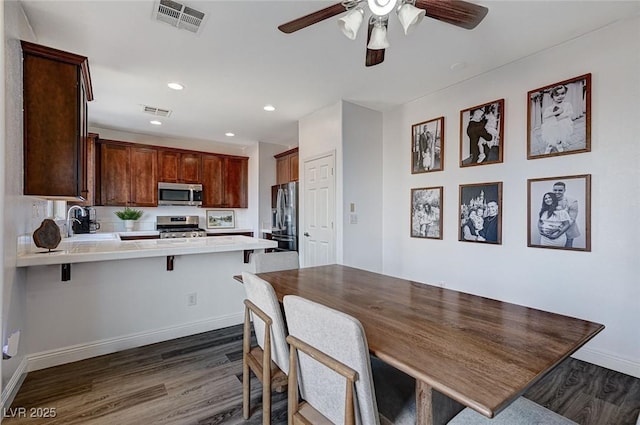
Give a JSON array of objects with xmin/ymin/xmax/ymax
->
[{"xmin": 207, "ymin": 210, "xmax": 235, "ymax": 229}]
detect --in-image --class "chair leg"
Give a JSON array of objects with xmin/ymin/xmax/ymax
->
[
  {"xmin": 263, "ymin": 379, "xmax": 271, "ymax": 425},
  {"xmin": 243, "ymin": 308, "xmax": 251, "ymax": 420}
]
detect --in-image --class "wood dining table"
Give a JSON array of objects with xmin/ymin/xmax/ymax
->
[{"xmin": 248, "ymin": 264, "xmax": 604, "ymax": 425}]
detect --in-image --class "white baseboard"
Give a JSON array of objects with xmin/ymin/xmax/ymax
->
[
  {"xmin": 572, "ymin": 346, "xmax": 640, "ymax": 378},
  {"xmin": 26, "ymin": 313, "xmax": 243, "ymax": 372},
  {"xmin": 1, "ymin": 357, "xmax": 28, "ymax": 410}
]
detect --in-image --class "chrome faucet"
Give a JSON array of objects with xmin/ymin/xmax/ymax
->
[{"xmin": 66, "ymin": 205, "xmax": 86, "ymax": 237}]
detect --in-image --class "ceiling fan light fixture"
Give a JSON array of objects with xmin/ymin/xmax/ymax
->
[
  {"xmin": 367, "ymin": 0, "xmax": 398, "ymax": 17},
  {"xmin": 397, "ymin": 2, "xmax": 425, "ymax": 35},
  {"xmin": 338, "ymin": 7, "xmax": 364, "ymax": 40},
  {"xmin": 367, "ymin": 22, "xmax": 389, "ymax": 50}
]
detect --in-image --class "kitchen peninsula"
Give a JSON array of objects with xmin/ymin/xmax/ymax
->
[{"xmin": 16, "ymin": 234, "xmax": 277, "ymax": 372}]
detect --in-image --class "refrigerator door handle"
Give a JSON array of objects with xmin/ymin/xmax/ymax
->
[{"xmin": 276, "ymin": 188, "xmax": 284, "ymax": 230}]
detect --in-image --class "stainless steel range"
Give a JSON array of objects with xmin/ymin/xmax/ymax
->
[{"xmin": 156, "ymin": 215, "xmax": 207, "ymax": 239}]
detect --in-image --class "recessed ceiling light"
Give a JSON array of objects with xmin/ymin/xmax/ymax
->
[
  {"xmin": 167, "ymin": 82, "xmax": 184, "ymax": 90},
  {"xmin": 225, "ymin": 132, "xmax": 235, "ymax": 137},
  {"xmin": 150, "ymin": 120, "xmax": 162, "ymax": 125},
  {"xmin": 263, "ymin": 104, "xmax": 276, "ymax": 112}
]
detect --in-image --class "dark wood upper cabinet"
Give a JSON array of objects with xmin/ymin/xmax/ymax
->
[
  {"xmin": 202, "ymin": 155, "xmax": 248, "ymax": 208},
  {"xmin": 158, "ymin": 150, "xmax": 201, "ymax": 184},
  {"xmin": 99, "ymin": 141, "xmax": 157, "ymax": 207},
  {"xmin": 22, "ymin": 41, "xmax": 93, "ymax": 199},
  {"xmin": 275, "ymin": 147, "xmax": 299, "ymax": 184}
]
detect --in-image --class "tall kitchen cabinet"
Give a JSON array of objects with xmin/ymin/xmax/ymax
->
[
  {"xmin": 158, "ymin": 150, "xmax": 201, "ymax": 183},
  {"xmin": 202, "ymin": 155, "xmax": 248, "ymax": 208},
  {"xmin": 22, "ymin": 41, "xmax": 93, "ymax": 199},
  {"xmin": 275, "ymin": 147, "xmax": 299, "ymax": 184},
  {"xmin": 98, "ymin": 141, "xmax": 158, "ymax": 206}
]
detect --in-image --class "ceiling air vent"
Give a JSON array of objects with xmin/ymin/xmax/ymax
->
[
  {"xmin": 154, "ymin": 0, "xmax": 206, "ymax": 34},
  {"xmin": 143, "ymin": 105, "xmax": 172, "ymax": 117}
]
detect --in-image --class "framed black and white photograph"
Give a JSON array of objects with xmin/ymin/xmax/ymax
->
[
  {"xmin": 460, "ymin": 99, "xmax": 504, "ymax": 167},
  {"xmin": 527, "ymin": 174, "xmax": 591, "ymax": 251},
  {"xmin": 459, "ymin": 182, "xmax": 502, "ymax": 244},
  {"xmin": 410, "ymin": 187, "xmax": 443, "ymax": 239},
  {"xmin": 527, "ymin": 74, "xmax": 591, "ymax": 159},
  {"xmin": 206, "ymin": 210, "xmax": 235, "ymax": 229},
  {"xmin": 411, "ymin": 117, "xmax": 444, "ymax": 173}
]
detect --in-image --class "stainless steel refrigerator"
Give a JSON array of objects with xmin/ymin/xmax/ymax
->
[{"xmin": 271, "ymin": 182, "xmax": 298, "ymax": 251}]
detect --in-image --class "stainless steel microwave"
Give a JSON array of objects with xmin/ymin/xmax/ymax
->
[{"xmin": 158, "ymin": 182, "xmax": 203, "ymax": 206}]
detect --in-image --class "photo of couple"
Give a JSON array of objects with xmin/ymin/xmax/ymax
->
[
  {"xmin": 411, "ymin": 117, "xmax": 444, "ymax": 174},
  {"xmin": 528, "ymin": 175, "xmax": 591, "ymax": 251}
]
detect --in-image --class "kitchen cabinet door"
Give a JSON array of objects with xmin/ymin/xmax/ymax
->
[
  {"xmin": 202, "ymin": 154, "xmax": 224, "ymax": 207},
  {"xmin": 100, "ymin": 143, "xmax": 130, "ymax": 206},
  {"xmin": 275, "ymin": 147, "xmax": 299, "ymax": 184},
  {"xmin": 158, "ymin": 150, "xmax": 180, "ymax": 183},
  {"xmin": 130, "ymin": 147, "xmax": 158, "ymax": 206},
  {"xmin": 224, "ymin": 157, "xmax": 248, "ymax": 208},
  {"xmin": 201, "ymin": 155, "xmax": 248, "ymax": 208},
  {"xmin": 158, "ymin": 150, "xmax": 201, "ymax": 183},
  {"xmin": 22, "ymin": 41, "xmax": 93, "ymax": 199},
  {"xmin": 180, "ymin": 153, "xmax": 202, "ymax": 183}
]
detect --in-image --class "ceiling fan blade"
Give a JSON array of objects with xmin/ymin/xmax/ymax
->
[
  {"xmin": 365, "ymin": 21, "xmax": 386, "ymax": 67},
  {"xmin": 278, "ymin": 3, "xmax": 347, "ymax": 34},
  {"xmin": 415, "ymin": 0, "xmax": 488, "ymax": 30}
]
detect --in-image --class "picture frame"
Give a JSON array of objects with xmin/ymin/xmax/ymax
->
[
  {"xmin": 460, "ymin": 99, "xmax": 504, "ymax": 167},
  {"xmin": 411, "ymin": 117, "xmax": 444, "ymax": 173},
  {"xmin": 527, "ymin": 73, "xmax": 591, "ymax": 159},
  {"xmin": 206, "ymin": 210, "xmax": 235, "ymax": 229},
  {"xmin": 527, "ymin": 174, "xmax": 591, "ymax": 251},
  {"xmin": 410, "ymin": 186, "xmax": 443, "ymax": 239},
  {"xmin": 458, "ymin": 181, "xmax": 502, "ymax": 244}
]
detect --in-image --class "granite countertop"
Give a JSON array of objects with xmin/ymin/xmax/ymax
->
[{"xmin": 17, "ymin": 233, "xmax": 276, "ymax": 267}]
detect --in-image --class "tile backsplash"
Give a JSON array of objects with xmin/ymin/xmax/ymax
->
[{"xmin": 94, "ymin": 206, "xmax": 250, "ymax": 232}]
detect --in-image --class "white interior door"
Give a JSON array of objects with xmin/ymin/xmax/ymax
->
[{"xmin": 302, "ymin": 153, "xmax": 335, "ymax": 267}]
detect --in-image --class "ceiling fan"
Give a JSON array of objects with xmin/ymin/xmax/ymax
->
[{"xmin": 278, "ymin": 0, "xmax": 488, "ymax": 67}]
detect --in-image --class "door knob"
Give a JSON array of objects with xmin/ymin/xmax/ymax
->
[{"xmin": 304, "ymin": 232, "xmax": 310, "ymax": 237}]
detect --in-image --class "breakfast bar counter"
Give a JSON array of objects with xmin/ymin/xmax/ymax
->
[{"xmin": 17, "ymin": 234, "xmax": 276, "ymax": 267}]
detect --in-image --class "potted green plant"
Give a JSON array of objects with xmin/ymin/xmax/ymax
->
[{"xmin": 114, "ymin": 207, "xmax": 143, "ymax": 232}]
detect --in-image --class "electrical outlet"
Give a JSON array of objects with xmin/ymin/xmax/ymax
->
[{"xmin": 187, "ymin": 293, "xmax": 197, "ymax": 306}]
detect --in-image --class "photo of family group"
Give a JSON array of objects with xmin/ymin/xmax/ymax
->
[
  {"xmin": 528, "ymin": 175, "xmax": 591, "ymax": 251},
  {"xmin": 527, "ymin": 74, "xmax": 591, "ymax": 159},
  {"xmin": 411, "ymin": 117, "xmax": 444, "ymax": 174},
  {"xmin": 460, "ymin": 99, "xmax": 504, "ymax": 167},
  {"xmin": 410, "ymin": 187, "xmax": 442, "ymax": 239},
  {"xmin": 459, "ymin": 182, "xmax": 502, "ymax": 244}
]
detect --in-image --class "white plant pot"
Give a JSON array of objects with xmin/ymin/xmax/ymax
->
[{"xmin": 124, "ymin": 220, "xmax": 135, "ymax": 232}]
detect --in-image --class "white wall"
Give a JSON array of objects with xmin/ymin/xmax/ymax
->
[
  {"xmin": 342, "ymin": 102, "xmax": 384, "ymax": 272},
  {"xmin": 379, "ymin": 17, "xmax": 640, "ymax": 377},
  {"xmin": 258, "ymin": 142, "xmax": 288, "ymax": 232},
  {"xmin": 2, "ymin": 0, "xmax": 42, "ymax": 400}
]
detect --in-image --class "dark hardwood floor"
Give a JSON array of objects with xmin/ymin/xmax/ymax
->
[{"xmin": 4, "ymin": 324, "xmax": 639, "ymax": 424}]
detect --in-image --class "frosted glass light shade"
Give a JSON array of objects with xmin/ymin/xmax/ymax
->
[
  {"xmin": 397, "ymin": 3, "xmax": 425, "ymax": 35},
  {"xmin": 367, "ymin": 24, "xmax": 389, "ymax": 50},
  {"xmin": 338, "ymin": 8, "xmax": 364, "ymax": 40}
]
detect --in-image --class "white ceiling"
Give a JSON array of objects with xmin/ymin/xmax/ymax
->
[{"xmin": 18, "ymin": 0, "xmax": 640, "ymax": 148}]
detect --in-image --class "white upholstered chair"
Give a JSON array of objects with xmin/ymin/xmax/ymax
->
[
  {"xmin": 283, "ymin": 295, "xmax": 415, "ymax": 425},
  {"xmin": 252, "ymin": 251, "xmax": 299, "ymax": 273},
  {"xmin": 241, "ymin": 271, "xmax": 290, "ymax": 425},
  {"xmin": 448, "ymin": 397, "xmax": 578, "ymax": 424}
]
